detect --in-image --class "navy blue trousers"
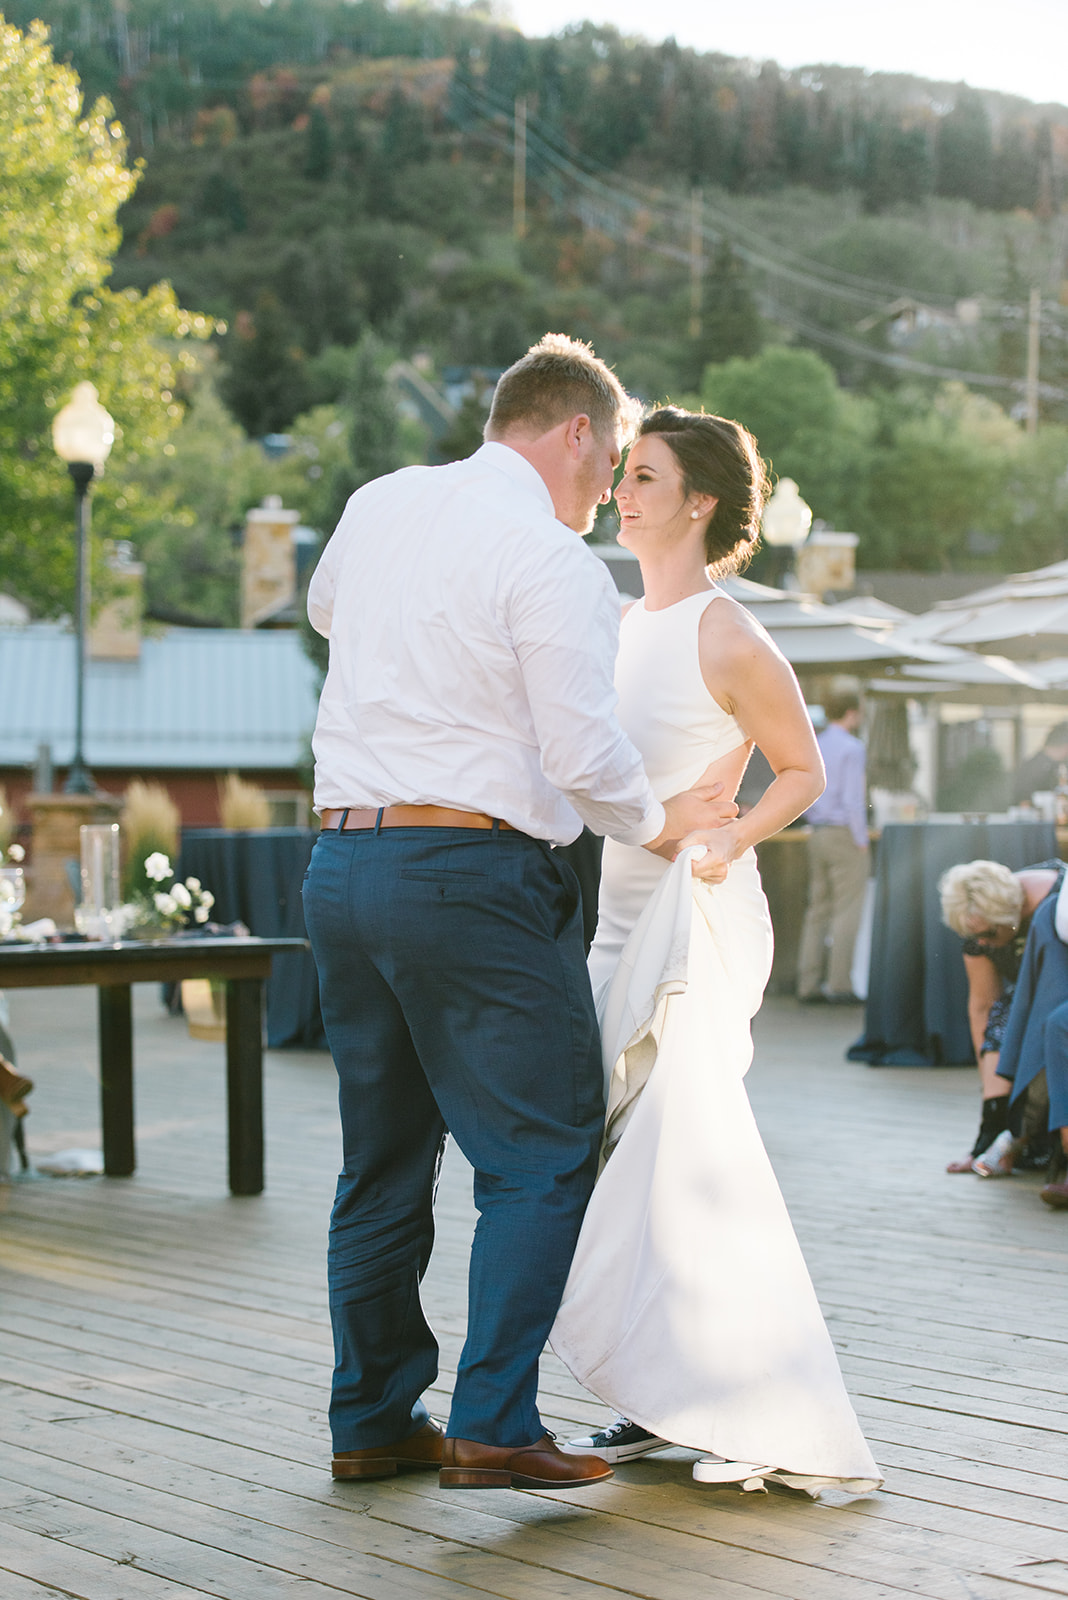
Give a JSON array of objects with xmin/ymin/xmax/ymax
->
[{"xmin": 302, "ymin": 826, "xmax": 604, "ymax": 1450}]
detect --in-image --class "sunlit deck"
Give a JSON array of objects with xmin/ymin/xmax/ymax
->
[{"xmin": 2, "ymin": 983, "xmax": 1067, "ymax": 1600}]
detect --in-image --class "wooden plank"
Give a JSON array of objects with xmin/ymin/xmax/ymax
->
[
  {"xmin": 0, "ymin": 1522, "xmax": 215, "ymax": 1600},
  {"xmin": 0, "ymin": 1474, "xmax": 494, "ymax": 1600},
  {"xmin": 5, "ymin": 983, "xmax": 1068, "ymax": 1600},
  {"xmin": 2, "ymin": 1394, "xmax": 1054, "ymax": 1600},
  {"xmin": 0, "ymin": 1571, "xmax": 118, "ymax": 1600},
  {"xmin": 0, "ymin": 1449, "xmax": 772, "ymax": 1600},
  {"xmin": 0, "ymin": 1307, "xmax": 330, "ymax": 1411},
  {"xmin": 0, "ymin": 1456, "xmax": 931, "ymax": 1600}
]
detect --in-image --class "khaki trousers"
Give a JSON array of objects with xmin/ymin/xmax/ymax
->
[{"xmin": 797, "ymin": 826, "xmax": 869, "ymax": 998}]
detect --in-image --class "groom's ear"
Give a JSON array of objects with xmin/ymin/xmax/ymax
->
[{"xmin": 563, "ymin": 413, "xmax": 593, "ymax": 457}]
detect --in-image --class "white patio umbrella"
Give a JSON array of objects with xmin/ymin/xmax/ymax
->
[{"xmin": 888, "ymin": 559, "xmax": 1068, "ymax": 657}]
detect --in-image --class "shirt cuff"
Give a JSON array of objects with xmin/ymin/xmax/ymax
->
[{"xmin": 612, "ymin": 799, "xmax": 667, "ymax": 848}]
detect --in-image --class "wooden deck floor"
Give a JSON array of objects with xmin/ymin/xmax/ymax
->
[{"xmin": 2, "ymin": 983, "xmax": 1067, "ymax": 1600}]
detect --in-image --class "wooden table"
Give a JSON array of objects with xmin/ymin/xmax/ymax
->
[{"xmin": 0, "ymin": 936, "xmax": 306, "ymax": 1194}]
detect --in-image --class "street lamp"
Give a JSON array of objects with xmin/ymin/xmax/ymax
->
[
  {"xmin": 52, "ymin": 382, "xmax": 114, "ymax": 795},
  {"xmin": 761, "ymin": 477, "xmax": 812, "ymax": 589}
]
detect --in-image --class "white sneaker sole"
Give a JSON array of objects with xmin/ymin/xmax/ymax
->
[
  {"xmin": 560, "ymin": 1437, "xmax": 671, "ymax": 1463},
  {"xmin": 692, "ymin": 1458, "xmax": 775, "ymax": 1490}
]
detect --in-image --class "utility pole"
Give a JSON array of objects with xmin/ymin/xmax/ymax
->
[
  {"xmin": 688, "ymin": 186, "xmax": 702, "ymax": 340},
  {"xmin": 1025, "ymin": 285, "xmax": 1041, "ymax": 435},
  {"xmin": 513, "ymin": 96, "xmax": 527, "ymax": 242}
]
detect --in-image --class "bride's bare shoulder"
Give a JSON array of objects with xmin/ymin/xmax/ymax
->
[{"xmin": 699, "ymin": 590, "xmax": 780, "ymax": 660}]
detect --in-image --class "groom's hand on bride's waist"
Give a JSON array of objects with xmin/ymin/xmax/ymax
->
[{"xmin": 644, "ymin": 785, "xmax": 737, "ymax": 862}]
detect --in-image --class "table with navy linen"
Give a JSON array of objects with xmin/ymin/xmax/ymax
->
[
  {"xmin": 848, "ymin": 817, "xmax": 1058, "ymax": 1067},
  {"xmin": 178, "ymin": 828, "xmax": 325, "ymax": 1049}
]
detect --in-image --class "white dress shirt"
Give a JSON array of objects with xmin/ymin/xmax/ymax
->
[{"xmin": 308, "ymin": 442, "xmax": 665, "ymax": 847}]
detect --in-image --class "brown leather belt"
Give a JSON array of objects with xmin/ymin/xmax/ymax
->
[{"xmin": 321, "ymin": 805, "xmax": 515, "ymax": 832}]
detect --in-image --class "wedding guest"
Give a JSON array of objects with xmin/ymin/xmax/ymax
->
[
  {"xmin": 796, "ymin": 693, "xmax": 869, "ymax": 1004},
  {"xmin": 939, "ymin": 858, "xmax": 1062, "ymax": 1175},
  {"xmin": 1013, "ymin": 723, "xmax": 1068, "ymax": 806}
]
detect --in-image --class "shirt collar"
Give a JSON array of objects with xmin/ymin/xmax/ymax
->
[{"xmin": 473, "ymin": 441, "xmax": 557, "ymax": 520}]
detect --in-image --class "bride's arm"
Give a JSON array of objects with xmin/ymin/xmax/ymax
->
[
  {"xmin": 688, "ymin": 743, "xmax": 753, "ymax": 808},
  {"xmin": 680, "ymin": 602, "xmax": 825, "ymax": 882}
]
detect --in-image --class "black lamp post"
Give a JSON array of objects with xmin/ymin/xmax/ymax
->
[{"xmin": 52, "ymin": 383, "xmax": 114, "ymax": 796}]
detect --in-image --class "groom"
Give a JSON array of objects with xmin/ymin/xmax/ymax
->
[{"xmin": 303, "ymin": 333, "xmax": 729, "ymax": 1491}]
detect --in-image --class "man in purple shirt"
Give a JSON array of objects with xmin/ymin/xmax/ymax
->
[{"xmin": 797, "ymin": 692, "xmax": 869, "ymax": 1003}]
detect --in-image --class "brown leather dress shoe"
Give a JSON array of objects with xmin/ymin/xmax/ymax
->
[
  {"xmin": 332, "ymin": 1418, "xmax": 444, "ymax": 1479},
  {"xmin": 1040, "ymin": 1180, "xmax": 1068, "ymax": 1209},
  {"xmin": 440, "ymin": 1432, "xmax": 613, "ymax": 1489}
]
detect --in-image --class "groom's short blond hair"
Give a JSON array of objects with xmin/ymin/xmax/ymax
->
[{"xmin": 485, "ymin": 333, "xmax": 639, "ymax": 443}]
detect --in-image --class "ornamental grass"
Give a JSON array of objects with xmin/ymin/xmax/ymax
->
[
  {"xmin": 219, "ymin": 773, "xmax": 271, "ymax": 830},
  {"xmin": 121, "ymin": 780, "xmax": 180, "ymax": 900}
]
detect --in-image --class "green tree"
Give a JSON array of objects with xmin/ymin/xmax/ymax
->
[
  {"xmin": 860, "ymin": 115, "xmax": 933, "ymax": 212},
  {"xmin": 111, "ymin": 367, "xmax": 361, "ymax": 630},
  {"xmin": 864, "ymin": 384, "xmax": 1017, "ymax": 569},
  {"xmin": 321, "ymin": 332, "xmax": 404, "ymax": 531},
  {"xmin": 683, "ymin": 240, "xmax": 763, "ymax": 387},
  {"xmin": 218, "ymin": 290, "xmax": 311, "ymax": 436},
  {"xmin": 107, "ymin": 375, "xmax": 271, "ymax": 627},
  {"xmin": 936, "ymin": 88, "xmax": 994, "ymax": 207},
  {"xmin": 199, "ymin": 168, "xmax": 247, "ymax": 231},
  {"xmin": 700, "ymin": 345, "xmax": 876, "ymax": 531},
  {"xmin": 0, "ymin": 16, "xmax": 210, "ymax": 615},
  {"xmin": 303, "ymin": 105, "xmax": 333, "ymax": 181},
  {"xmin": 996, "ymin": 236, "xmax": 1029, "ymax": 383},
  {"xmin": 435, "ymin": 394, "xmax": 489, "ymax": 464},
  {"xmin": 380, "ymin": 88, "xmax": 430, "ymax": 169}
]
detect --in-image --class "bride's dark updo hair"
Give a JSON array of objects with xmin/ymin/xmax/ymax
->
[{"xmin": 638, "ymin": 406, "xmax": 770, "ymax": 575}]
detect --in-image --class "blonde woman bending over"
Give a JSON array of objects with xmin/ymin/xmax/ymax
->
[{"xmin": 939, "ymin": 857, "xmax": 1063, "ymax": 1175}]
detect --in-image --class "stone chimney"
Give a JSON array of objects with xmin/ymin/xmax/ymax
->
[
  {"xmin": 796, "ymin": 531, "xmax": 859, "ymax": 596},
  {"xmin": 242, "ymin": 495, "xmax": 299, "ymax": 628},
  {"xmin": 89, "ymin": 541, "xmax": 145, "ymax": 660}
]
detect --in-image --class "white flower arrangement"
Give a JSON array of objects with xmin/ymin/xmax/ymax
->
[
  {"xmin": 124, "ymin": 853, "xmax": 215, "ymax": 937},
  {"xmin": 0, "ymin": 842, "xmax": 27, "ymax": 937}
]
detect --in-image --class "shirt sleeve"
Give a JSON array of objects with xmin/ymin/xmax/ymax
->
[
  {"xmin": 844, "ymin": 740, "xmax": 869, "ymax": 850},
  {"xmin": 307, "ymin": 503, "xmax": 351, "ymax": 638},
  {"xmin": 506, "ymin": 541, "xmax": 665, "ymax": 846}
]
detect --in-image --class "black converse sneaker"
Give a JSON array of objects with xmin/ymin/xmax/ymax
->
[{"xmin": 560, "ymin": 1418, "xmax": 670, "ymax": 1462}]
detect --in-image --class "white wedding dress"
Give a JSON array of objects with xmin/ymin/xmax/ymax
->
[{"xmin": 550, "ymin": 590, "xmax": 882, "ymax": 1495}]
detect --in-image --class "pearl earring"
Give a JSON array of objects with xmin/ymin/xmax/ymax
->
[{"xmin": 691, "ymin": 510, "xmax": 700, "ymax": 519}]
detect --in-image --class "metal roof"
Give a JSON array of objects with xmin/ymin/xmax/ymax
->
[{"xmin": 0, "ymin": 625, "xmax": 321, "ymax": 770}]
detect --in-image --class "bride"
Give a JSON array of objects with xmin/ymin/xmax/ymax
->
[{"xmin": 551, "ymin": 407, "xmax": 882, "ymax": 1495}]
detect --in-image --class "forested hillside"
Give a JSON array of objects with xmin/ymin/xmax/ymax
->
[
  {"xmin": 4, "ymin": 0, "xmax": 1068, "ymax": 620},
  {"xmin": 9, "ymin": 0, "xmax": 1067, "ymax": 208}
]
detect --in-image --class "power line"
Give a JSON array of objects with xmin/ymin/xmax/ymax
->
[
  {"xmin": 451, "ymin": 78, "xmax": 956, "ymax": 310},
  {"xmin": 447, "ymin": 79, "xmax": 1068, "ymax": 400}
]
